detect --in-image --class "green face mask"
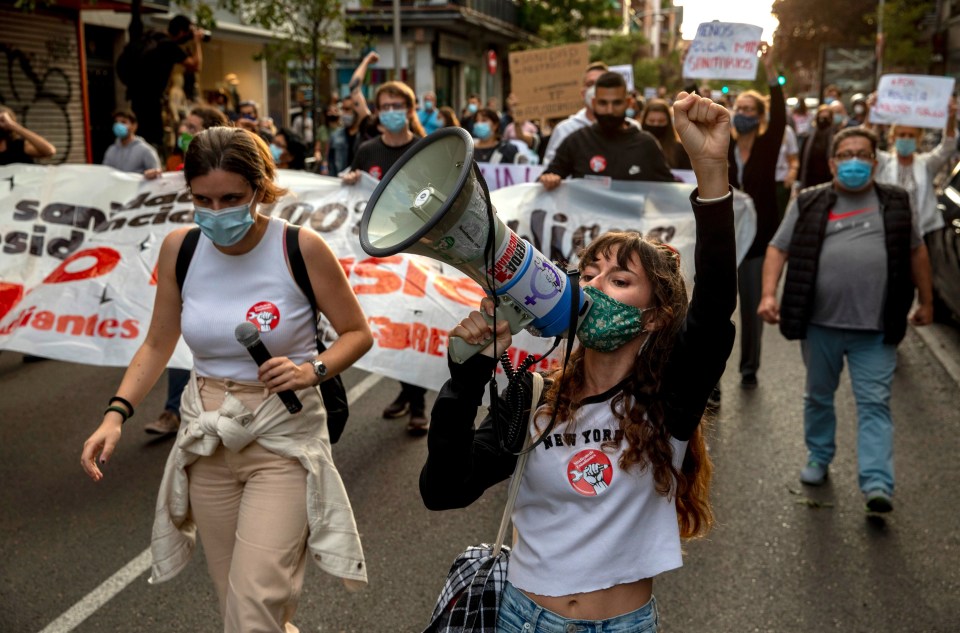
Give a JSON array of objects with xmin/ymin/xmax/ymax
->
[
  {"xmin": 177, "ymin": 132, "xmax": 194, "ymax": 153},
  {"xmin": 576, "ymin": 285, "xmax": 649, "ymax": 353}
]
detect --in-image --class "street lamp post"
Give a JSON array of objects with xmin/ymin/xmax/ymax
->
[{"xmin": 876, "ymin": 0, "xmax": 885, "ymax": 85}]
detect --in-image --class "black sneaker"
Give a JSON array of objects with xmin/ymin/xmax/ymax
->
[
  {"xmin": 865, "ymin": 489, "xmax": 893, "ymax": 513},
  {"xmin": 406, "ymin": 410, "xmax": 429, "ymax": 436},
  {"xmin": 382, "ymin": 395, "xmax": 410, "ymax": 419},
  {"xmin": 741, "ymin": 373, "xmax": 758, "ymax": 389},
  {"xmin": 707, "ymin": 385, "xmax": 721, "ymax": 408}
]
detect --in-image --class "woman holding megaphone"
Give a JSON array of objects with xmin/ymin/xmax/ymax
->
[{"xmin": 420, "ymin": 92, "xmax": 736, "ymax": 631}]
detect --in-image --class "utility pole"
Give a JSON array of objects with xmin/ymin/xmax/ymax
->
[
  {"xmin": 393, "ymin": 0, "xmax": 402, "ymax": 79},
  {"xmin": 651, "ymin": 0, "xmax": 662, "ymax": 59},
  {"xmin": 876, "ymin": 0, "xmax": 885, "ymax": 85}
]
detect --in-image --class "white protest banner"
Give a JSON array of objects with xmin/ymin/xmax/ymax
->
[
  {"xmin": 476, "ymin": 163, "xmax": 695, "ymax": 191},
  {"xmin": 683, "ymin": 22, "xmax": 763, "ymax": 81},
  {"xmin": 608, "ymin": 64, "xmax": 635, "ymax": 92},
  {"xmin": 0, "ymin": 165, "xmax": 755, "ymax": 391},
  {"xmin": 476, "ymin": 163, "xmax": 544, "ymax": 190},
  {"xmin": 869, "ymin": 74, "xmax": 956, "ymax": 129}
]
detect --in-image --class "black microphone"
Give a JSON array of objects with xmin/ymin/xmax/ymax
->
[{"xmin": 235, "ymin": 321, "xmax": 303, "ymax": 414}]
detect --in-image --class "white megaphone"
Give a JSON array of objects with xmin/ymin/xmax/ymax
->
[{"xmin": 359, "ymin": 127, "xmax": 591, "ymax": 363}]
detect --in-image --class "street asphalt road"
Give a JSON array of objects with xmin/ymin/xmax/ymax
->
[{"xmin": 1, "ymin": 320, "xmax": 958, "ymax": 632}]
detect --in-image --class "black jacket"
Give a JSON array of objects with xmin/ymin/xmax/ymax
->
[
  {"xmin": 420, "ymin": 191, "xmax": 737, "ymax": 511},
  {"xmin": 728, "ymin": 83, "xmax": 786, "ymax": 259},
  {"xmin": 779, "ymin": 182, "xmax": 916, "ymax": 345}
]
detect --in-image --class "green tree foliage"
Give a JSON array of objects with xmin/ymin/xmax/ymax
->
[
  {"xmin": 589, "ymin": 32, "xmax": 685, "ymax": 93},
  {"xmin": 772, "ymin": 0, "xmax": 876, "ymax": 71},
  {"xmin": 518, "ymin": 0, "xmax": 621, "ymax": 45},
  {"xmin": 878, "ymin": 0, "xmax": 937, "ymax": 72}
]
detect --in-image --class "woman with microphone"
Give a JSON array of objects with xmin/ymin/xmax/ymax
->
[
  {"xmin": 421, "ymin": 92, "xmax": 737, "ymax": 631},
  {"xmin": 80, "ymin": 127, "xmax": 372, "ymax": 633}
]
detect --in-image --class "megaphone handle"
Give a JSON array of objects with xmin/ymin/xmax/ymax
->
[{"xmin": 449, "ymin": 300, "xmax": 533, "ymax": 365}]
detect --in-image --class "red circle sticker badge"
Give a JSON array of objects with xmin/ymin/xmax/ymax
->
[
  {"xmin": 247, "ymin": 301, "xmax": 280, "ymax": 332},
  {"xmin": 589, "ymin": 155, "xmax": 607, "ymax": 173},
  {"xmin": 567, "ymin": 449, "xmax": 613, "ymax": 496},
  {"xmin": 369, "ymin": 165, "xmax": 384, "ymax": 180}
]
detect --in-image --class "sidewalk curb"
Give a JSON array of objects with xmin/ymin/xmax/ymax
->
[{"xmin": 912, "ymin": 324, "xmax": 960, "ymax": 387}]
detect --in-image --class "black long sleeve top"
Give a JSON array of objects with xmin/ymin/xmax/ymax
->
[
  {"xmin": 728, "ymin": 83, "xmax": 787, "ymax": 259},
  {"xmin": 419, "ymin": 190, "xmax": 737, "ymax": 511}
]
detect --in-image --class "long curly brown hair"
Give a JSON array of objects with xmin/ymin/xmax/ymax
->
[{"xmin": 539, "ymin": 231, "xmax": 714, "ymax": 539}]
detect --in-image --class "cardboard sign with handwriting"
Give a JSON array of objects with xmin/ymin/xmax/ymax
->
[
  {"xmin": 869, "ymin": 74, "xmax": 956, "ymax": 129},
  {"xmin": 508, "ymin": 43, "xmax": 590, "ymax": 120},
  {"xmin": 683, "ymin": 22, "xmax": 763, "ymax": 80}
]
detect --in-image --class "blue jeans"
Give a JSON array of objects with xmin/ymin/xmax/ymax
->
[
  {"xmin": 165, "ymin": 368, "xmax": 191, "ymax": 415},
  {"xmin": 497, "ymin": 582, "xmax": 658, "ymax": 633},
  {"xmin": 801, "ymin": 324, "xmax": 897, "ymax": 494}
]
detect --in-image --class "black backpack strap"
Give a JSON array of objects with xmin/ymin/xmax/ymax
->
[
  {"xmin": 175, "ymin": 227, "xmax": 202, "ymax": 293},
  {"xmin": 284, "ymin": 223, "xmax": 319, "ymax": 314}
]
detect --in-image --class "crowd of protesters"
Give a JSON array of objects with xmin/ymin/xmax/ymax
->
[{"xmin": 1, "ymin": 16, "xmax": 954, "ymax": 631}]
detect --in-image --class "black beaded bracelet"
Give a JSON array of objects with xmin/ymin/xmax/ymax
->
[
  {"xmin": 109, "ymin": 396, "xmax": 135, "ymax": 418},
  {"xmin": 104, "ymin": 405, "xmax": 130, "ymax": 424}
]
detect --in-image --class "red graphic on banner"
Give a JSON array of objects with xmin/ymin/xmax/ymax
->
[{"xmin": 369, "ymin": 166, "xmax": 384, "ymax": 180}]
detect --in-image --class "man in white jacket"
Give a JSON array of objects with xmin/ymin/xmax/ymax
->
[{"xmin": 873, "ymin": 98, "xmax": 957, "ymax": 240}]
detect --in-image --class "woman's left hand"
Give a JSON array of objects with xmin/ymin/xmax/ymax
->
[{"xmin": 259, "ymin": 357, "xmax": 317, "ymax": 392}]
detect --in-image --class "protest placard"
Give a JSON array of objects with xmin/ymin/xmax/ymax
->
[
  {"xmin": 608, "ymin": 64, "xmax": 635, "ymax": 92},
  {"xmin": 869, "ymin": 74, "xmax": 956, "ymax": 129},
  {"xmin": 508, "ymin": 43, "xmax": 589, "ymax": 120},
  {"xmin": 683, "ymin": 22, "xmax": 763, "ymax": 81}
]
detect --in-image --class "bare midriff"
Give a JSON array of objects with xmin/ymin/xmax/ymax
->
[{"xmin": 520, "ymin": 577, "xmax": 653, "ymax": 620}]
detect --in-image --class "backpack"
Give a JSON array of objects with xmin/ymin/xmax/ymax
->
[
  {"xmin": 174, "ymin": 224, "xmax": 351, "ymax": 443},
  {"xmin": 116, "ymin": 30, "xmax": 165, "ymax": 91}
]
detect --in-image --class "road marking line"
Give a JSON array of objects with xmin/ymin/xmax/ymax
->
[
  {"xmin": 38, "ymin": 548, "xmax": 152, "ymax": 633},
  {"xmin": 346, "ymin": 372, "xmax": 383, "ymax": 401},
  {"xmin": 38, "ymin": 372, "xmax": 385, "ymax": 633}
]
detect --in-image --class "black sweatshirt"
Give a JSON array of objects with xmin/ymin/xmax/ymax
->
[
  {"xmin": 350, "ymin": 135, "xmax": 418, "ymax": 180},
  {"xmin": 545, "ymin": 124, "xmax": 675, "ymax": 182},
  {"xmin": 419, "ymin": 190, "xmax": 737, "ymax": 511}
]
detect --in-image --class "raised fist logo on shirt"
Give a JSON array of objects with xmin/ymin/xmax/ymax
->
[
  {"xmin": 246, "ymin": 301, "xmax": 281, "ymax": 332},
  {"xmin": 567, "ymin": 449, "xmax": 614, "ymax": 496}
]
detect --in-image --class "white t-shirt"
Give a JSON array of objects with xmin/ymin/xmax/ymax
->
[{"xmin": 508, "ymin": 389, "xmax": 687, "ymax": 596}]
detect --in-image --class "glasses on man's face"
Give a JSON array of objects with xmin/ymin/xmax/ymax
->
[
  {"xmin": 379, "ymin": 102, "xmax": 407, "ymax": 112},
  {"xmin": 834, "ymin": 151, "xmax": 874, "ymax": 161}
]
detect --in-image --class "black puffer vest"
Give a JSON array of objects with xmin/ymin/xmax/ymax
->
[{"xmin": 780, "ymin": 182, "xmax": 915, "ymax": 344}]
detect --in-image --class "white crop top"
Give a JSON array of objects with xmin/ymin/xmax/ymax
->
[
  {"xmin": 180, "ymin": 217, "xmax": 318, "ymax": 382},
  {"xmin": 507, "ymin": 390, "xmax": 688, "ymax": 597}
]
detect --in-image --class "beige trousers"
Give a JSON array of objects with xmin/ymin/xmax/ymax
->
[{"xmin": 187, "ymin": 377, "xmax": 308, "ymax": 633}]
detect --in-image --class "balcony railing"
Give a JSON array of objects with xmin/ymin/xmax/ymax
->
[{"xmin": 356, "ymin": 0, "xmax": 519, "ymax": 25}]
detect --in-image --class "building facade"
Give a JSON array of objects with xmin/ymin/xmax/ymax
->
[{"xmin": 343, "ymin": 0, "xmax": 534, "ymax": 112}]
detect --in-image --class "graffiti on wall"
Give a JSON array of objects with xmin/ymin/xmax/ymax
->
[{"xmin": 0, "ymin": 40, "xmax": 74, "ymax": 164}]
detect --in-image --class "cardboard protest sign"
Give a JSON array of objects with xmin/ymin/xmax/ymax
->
[
  {"xmin": 683, "ymin": 22, "xmax": 763, "ymax": 80},
  {"xmin": 608, "ymin": 64, "xmax": 635, "ymax": 92},
  {"xmin": 869, "ymin": 74, "xmax": 956, "ymax": 129},
  {"xmin": 508, "ymin": 43, "xmax": 589, "ymax": 120}
]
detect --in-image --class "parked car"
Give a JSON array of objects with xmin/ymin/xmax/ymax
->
[{"xmin": 931, "ymin": 161, "xmax": 960, "ymax": 323}]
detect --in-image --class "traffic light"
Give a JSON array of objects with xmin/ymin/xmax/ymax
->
[
  {"xmin": 777, "ymin": 73, "xmax": 787, "ymax": 86},
  {"xmin": 721, "ymin": 85, "xmax": 729, "ymax": 94}
]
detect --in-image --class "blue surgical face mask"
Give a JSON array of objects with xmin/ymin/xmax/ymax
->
[
  {"xmin": 473, "ymin": 121, "xmax": 492, "ymax": 140},
  {"xmin": 423, "ymin": 100, "xmax": 435, "ymax": 112},
  {"xmin": 467, "ymin": 103, "xmax": 479, "ymax": 115},
  {"xmin": 112, "ymin": 122, "xmax": 129, "ymax": 139},
  {"xmin": 193, "ymin": 190, "xmax": 257, "ymax": 246},
  {"xmin": 833, "ymin": 113, "xmax": 845, "ymax": 126},
  {"xmin": 825, "ymin": 97, "xmax": 836, "ymax": 105},
  {"xmin": 625, "ymin": 107, "xmax": 636, "ymax": 118},
  {"xmin": 380, "ymin": 109, "xmax": 408, "ymax": 133},
  {"xmin": 836, "ymin": 159, "xmax": 873, "ymax": 191},
  {"xmin": 894, "ymin": 137, "xmax": 917, "ymax": 157},
  {"xmin": 269, "ymin": 143, "xmax": 283, "ymax": 163},
  {"xmin": 733, "ymin": 113, "xmax": 760, "ymax": 134}
]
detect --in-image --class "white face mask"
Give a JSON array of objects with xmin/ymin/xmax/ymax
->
[{"xmin": 584, "ymin": 86, "xmax": 596, "ymax": 110}]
